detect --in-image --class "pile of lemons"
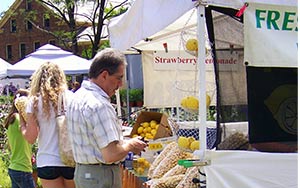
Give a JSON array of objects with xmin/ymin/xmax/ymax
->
[
  {"xmin": 148, "ymin": 142, "xmax": 163, "ymax": 150},
  {"xmin": 133, "ymin": 157, "xmax": 151, "ymax": 175},
  {"xmin": 132, "ymin": 120, "xmax": 159, "ymax": 140},
  {"xmin": 177, "ymin": 136, "xmax": 200, "ymax": 151},
  {"xmin": 180, "ymin": 94, "xmax": 211, "ymax": 112}
]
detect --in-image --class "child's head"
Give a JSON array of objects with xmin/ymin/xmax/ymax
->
[{"xmin": 3, "ymin": 88, "xmax": 29, "ymax": 128}]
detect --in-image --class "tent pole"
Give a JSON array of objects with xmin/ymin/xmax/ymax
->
[
  {"xmin": 197, "ymin": 5, "xmax": 207, "ymax": 160},
  {"xmin": 205, "ymin": 6, "xmax": 222, "ymax": 149}
]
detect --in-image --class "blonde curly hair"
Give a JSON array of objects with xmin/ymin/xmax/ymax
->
[{"xmin": 29, "ymin": 61, "xmax": 67, "ymax": 120}]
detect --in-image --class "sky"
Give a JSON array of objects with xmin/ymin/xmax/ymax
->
[{"xmin": 0, "ymin": 0, "xmax": 14, "ymax": 13}]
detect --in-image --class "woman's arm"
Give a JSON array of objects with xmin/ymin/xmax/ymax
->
[{"xmin": 20, "ymin": 113, "xmax": 39, "ymax": 144}]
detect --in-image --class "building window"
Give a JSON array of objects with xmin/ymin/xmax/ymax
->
[
  {"xmin": 6, "ymin": 45, "xmax": 12, "ymax": 60},
  {"xmin": 34, "ymin": 41, "xmax": 40, "ymax": 50},
  {"xmin": 49, "ymin": 40, "xmax": 56, "ymax": 45},
  {"xmin": 27, "ymin": 21, "xmax": 33, "ymax": 30},
  {"xmin": 11, "ymin": 19, "xmax": 17, "ymax": 32},
  {"xmin": 20, "ymin": 43, "xmax": 26, "ymax": 58},
  {"xmin": 26, "ymin": 0, "xmax": 32, "ymax": 10},
  {"xmin": 44, "ymin": 15, "xmax": 50, "ymax": 28}
]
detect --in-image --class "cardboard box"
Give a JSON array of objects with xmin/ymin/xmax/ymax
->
[{"xmin": 130, "ymin": 111, "xmax": 173, "ymax": 139}]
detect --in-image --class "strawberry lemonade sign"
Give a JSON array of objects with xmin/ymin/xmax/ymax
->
[{"xmin": 153, "ymin": 50, "xmax": 240, "ymax": 71}]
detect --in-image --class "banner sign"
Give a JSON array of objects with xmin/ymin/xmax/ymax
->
[
  {"xmin": 153, "ymin": 50, "xmax": 241, "ymax": 71},
  {"xmin": 244, "ymin": 3, "xmax": 298, "ymax": 67}
]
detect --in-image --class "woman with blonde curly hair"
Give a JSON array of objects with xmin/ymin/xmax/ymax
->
[{"xmin": 21, "ymin": 61, "xmax": 75, "ymax": 188}]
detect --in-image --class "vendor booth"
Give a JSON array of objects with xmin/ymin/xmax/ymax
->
[{"xmin": 109, "ymin": 0, "xmax": 297, "ymax": 187}]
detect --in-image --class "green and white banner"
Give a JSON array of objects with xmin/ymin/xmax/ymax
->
[{"xmin": 244, "ymin": 3, "xmax": 298, "ymax": 67}]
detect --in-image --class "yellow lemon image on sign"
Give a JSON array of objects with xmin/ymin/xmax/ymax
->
[
  {"xmin": 186, "ymin": 38, "xmax": 198, "ymax": 51},
  {"xmin": 264, "ymin": 84, "xmax": 297, "ymax": 135}
]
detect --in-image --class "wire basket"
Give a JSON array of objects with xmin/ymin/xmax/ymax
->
[
  {"xmin": 181, "ymin": 29, "xmax": 198, "ymax": 57},
  {"xmin": 168, "ymin": 119, "xmax": 217, "ymax": 152},
  {"xmin": 175, "ymin": 80, "xmax": 216, "ymax": 114},
  {"xmin": 179, "ymin": 9, "xmax": 212, "ymax": 58}
]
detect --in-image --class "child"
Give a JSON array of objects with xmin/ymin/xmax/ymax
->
[{"xmin": 3, "ymin": 88, "xmax": 35, "ymax": 188}]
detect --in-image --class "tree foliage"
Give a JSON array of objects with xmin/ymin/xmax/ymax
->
[{"xmin": 17, "ymin": 0, "xmax": 129, "ymax": 57}]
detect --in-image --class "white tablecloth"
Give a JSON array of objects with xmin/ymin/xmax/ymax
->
[{"xmin": 204, "ymin": 150, "xmax": 297, "ymax": 188}]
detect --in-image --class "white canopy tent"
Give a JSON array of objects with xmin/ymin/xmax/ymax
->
[
  {"xmin": 7, "ymin": 44, "xmax": 91, "ymax": 77},
  {"xmin": 109, "ymin": 0, "xmax": 298, "ymax": 187},
  {"xmin": 0, "ymin": 58, "xmax": 11, "ymax": 79}
]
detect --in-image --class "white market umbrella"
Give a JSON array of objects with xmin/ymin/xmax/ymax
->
[{"xmin": 7, "ymin": 44, "xmax": 91, "ymax": 77}]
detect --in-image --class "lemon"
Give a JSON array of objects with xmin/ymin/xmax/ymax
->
[
  {"xmin": 188, "ymin": 136, "xmax": 195, "ymax": 144},
  {"xmin": 142, "ymin": 122, "xmax": 150, "ymax": 128},
  {"xmin": 190, "ymin": 140, "xmax": 200, "ymax": 151},
  {"xmin": 143, "ymin": 128, "xmax": 148, "ymax": 134},
  {"xmin": 150, "ymin": 120, "xmax": 157, "ymax": 128},
  {"xmin": 181, "ymin": 94, "xmax": 211, "ymax": 111},
  {"xmin": 186, "ymin": 96, "xmax": 199, "ymax": 110},
  {"xmin": 206, "ymin": 94, "xmax": 211, "ymax": 108},
  {"xmin": 137, "ymin": 127, "xmax": 144, "ymax": 134},
  {"xmin": 157, "ymin": 143, "xmax": 162, "ymax": 149},
  {"xmin": 146, "ymin": 127, "xmax": 152, "ymax": 133},
  {"xmin": 132, "ymin": 134, "xmax": 139, "ymax": 138},
  {"xmin": 144, "ymin": 160, "xmax": 150, "ymax": 168},
  {"xmin": 151, "ymin": 129, "xmax": 157, "ymax": 136},
  {"xmin": 178, "ymin": 136, "xmax": 190, "ymax": 149},
  {"xmin": 148, "ymin": 135, "xmax": 154, "ymax": 139},
  {"xmin": 136, "ymin": 167, "xmax": 145, "ymax": 175},
  {"xmin": 137, "ymin": 157, "xmax": 145, "ymax": 163},
  {"xmin": 180, "ymin": 97, "xmax": 188, "ymax": 108},
  {"xmin": 145, "ymin": 133, "xmax": 152, "ymax": 139},
  {"xmin": 186, "ymin": 38, "xmax": 198, "ymax": 51}
]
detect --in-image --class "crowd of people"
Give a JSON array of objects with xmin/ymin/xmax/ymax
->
[{"xmin": 3, "ymin": 48, "xmax": 147, "ymax": 188}]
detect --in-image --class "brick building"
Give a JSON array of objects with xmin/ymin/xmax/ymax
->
[{"xmin": 0, "ymin": 0, "xmax": 76, "ymax": 65}]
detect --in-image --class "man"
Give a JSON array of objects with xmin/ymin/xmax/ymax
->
[{"xmin": 67, "ymin": 48, "xmax": 147, "ymax": 188}]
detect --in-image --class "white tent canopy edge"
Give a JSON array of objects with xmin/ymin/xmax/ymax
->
[{"xmin": 109, "ymin": 0, "xmax": 297, "ymax": 51}]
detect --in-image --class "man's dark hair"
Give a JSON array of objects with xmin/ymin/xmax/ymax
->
[{"xmin": 89, "ymin": 48, "xmax": 126, "ymax": 79}]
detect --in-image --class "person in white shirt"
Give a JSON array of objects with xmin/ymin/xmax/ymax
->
[
  {"xmin": 67, "ymin": 48, "xmax": 147, "ymax": 188},
  {"xmin": 21, "ymin": 62, "xmax": 75, "ymax": 188}
]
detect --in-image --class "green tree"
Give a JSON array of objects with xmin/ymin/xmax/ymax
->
[
  {"xmin": 79, "ymin": 0, "xmax": 129, "ymax": 58},
  {"xmin": 17, "ymin": 0, "xmax": 129, "ymax": 56}
]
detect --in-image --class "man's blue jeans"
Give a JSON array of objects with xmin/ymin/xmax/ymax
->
[{"xmin": 8, "ymin": 169, "xmax": 35, "ymax": 188}]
